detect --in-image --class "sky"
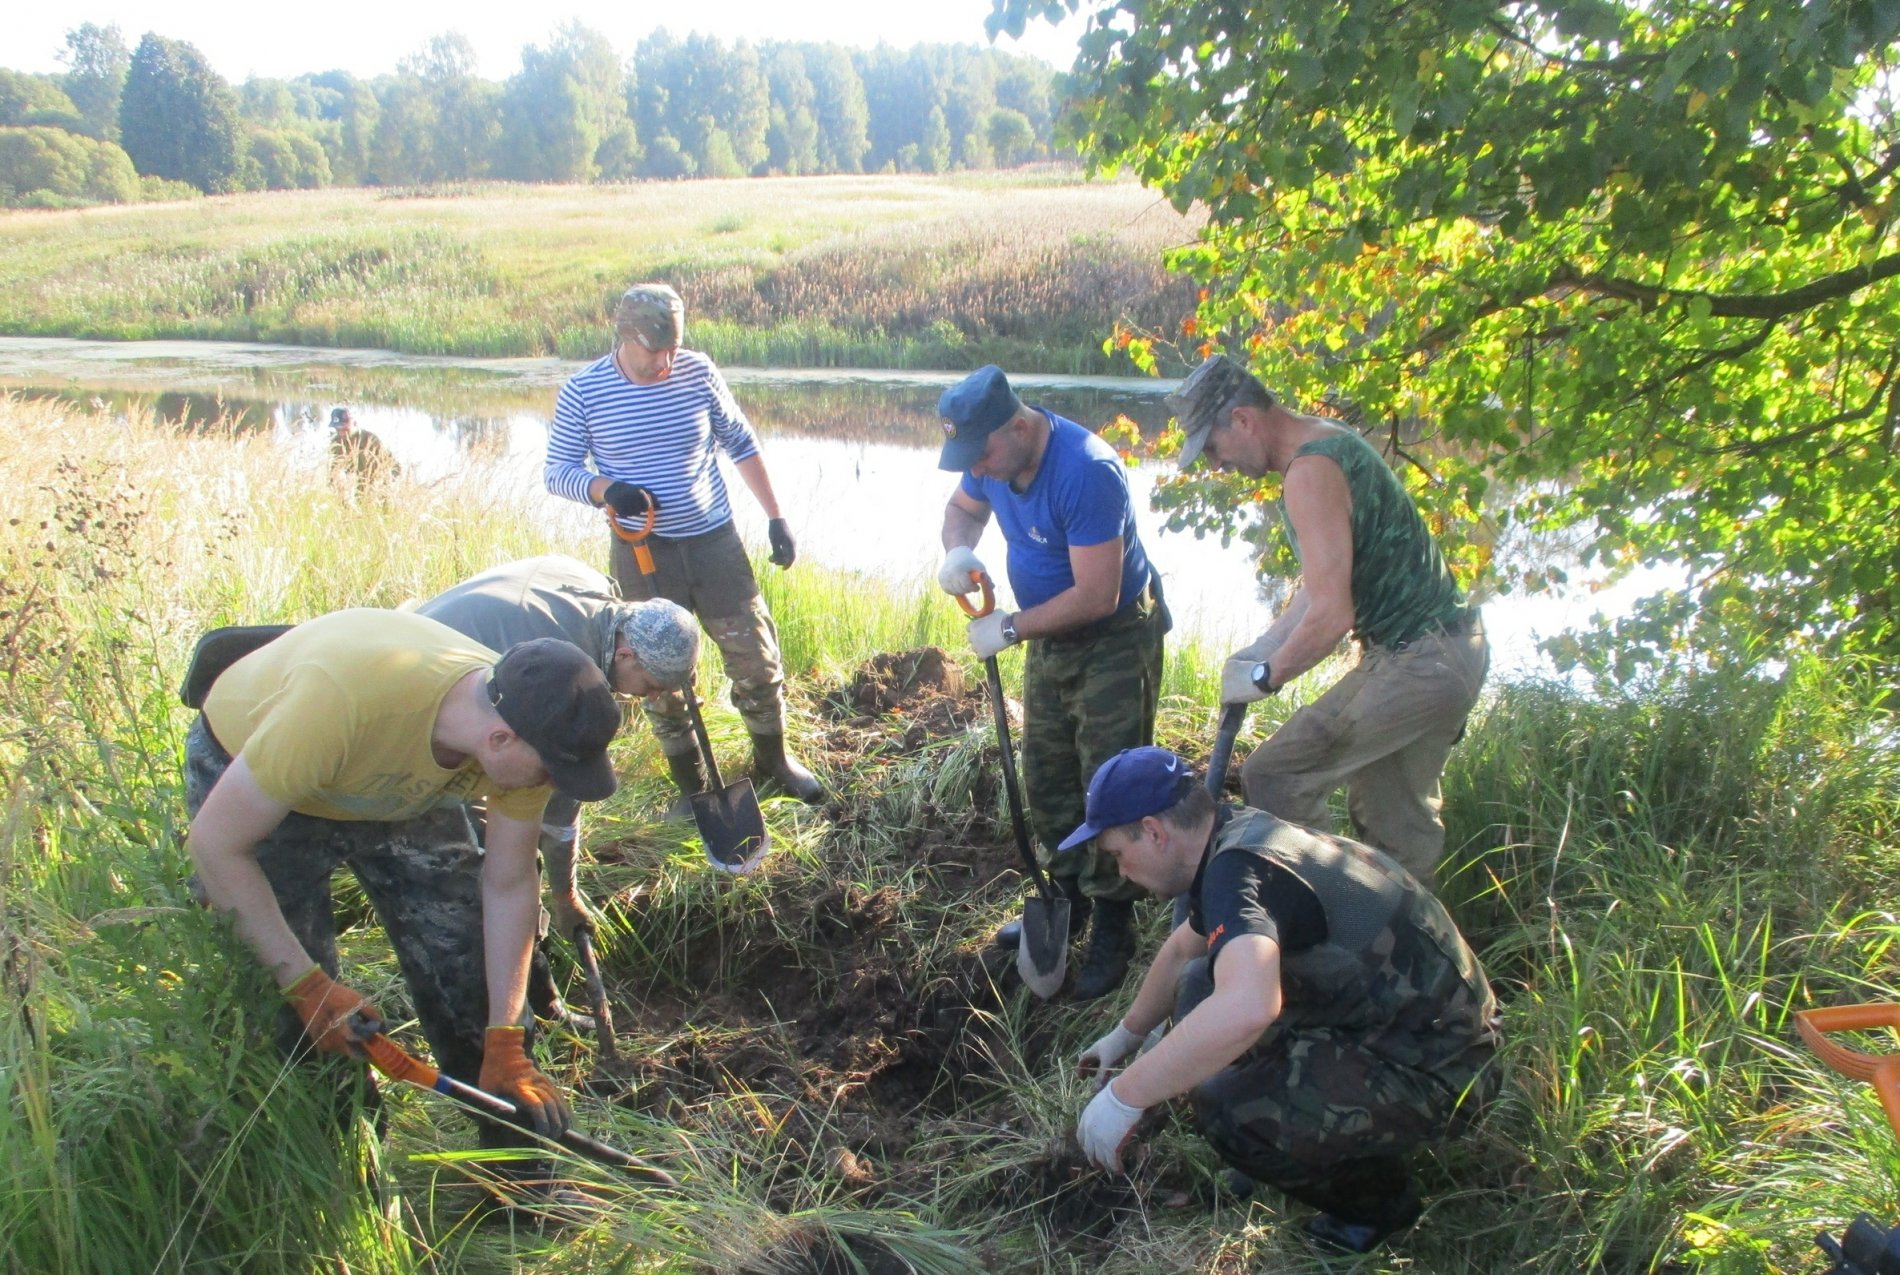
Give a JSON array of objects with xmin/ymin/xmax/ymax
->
[{"xmin": 8, "ymin": 1, "xmax": 1090, "ymax": 83}]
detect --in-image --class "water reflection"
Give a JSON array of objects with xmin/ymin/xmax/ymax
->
[{"xmin": 0, "ymin": 336, "xmax": 1658, "ymax": 677}]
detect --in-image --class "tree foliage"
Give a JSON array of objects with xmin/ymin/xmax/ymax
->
[
  {"xmin": 61, "ymin": 24, "xmax": 129, "ymax": 142},
  {"xmin": 999, "ymin": 0, "xmax": 1900, "ymax": 673},
  {"xmin": 0, "ymin": 125, "xmax": 138, "ymax": 206},
  {"xmin": 119, "ymin": 33, "xmax": 241, "ymax": 193}
]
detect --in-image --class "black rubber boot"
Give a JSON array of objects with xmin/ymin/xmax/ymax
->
[
  {"xmin": 748, "ymin": 731, "xmax": 827, "ymax": 803},
  {"xmin": 1071, "ymin": 898, "xmax": 1137, "ymax": 1001},
  {"xmin": 1304, "ymin": 1186, "xmax": 1422, "ymax": 1254},
  {"xmin": 991, "ymin": 878, "xmax": 1090, "ymax": 950},
  {"xmin": 1298, "ymin": 1156, "xmax": 1423, "ymax": 1254},
  {"xmin": 663, "ymin": 749, "xmax": 706, "ymax": 821}
]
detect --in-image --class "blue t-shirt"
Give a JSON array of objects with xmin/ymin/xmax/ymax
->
[{"xmin": 960, "ymin": 411, "xmax": 1152, "ymax": 614}]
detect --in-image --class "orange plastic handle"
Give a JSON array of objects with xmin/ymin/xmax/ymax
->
[
  {"xmin": 605, "ymin": 503, "xmax": 658, "ymax": 576},
  {"xmin": 955, "ymin": 571, "xmax": 996, "ymax": 618},
  {"xmin": 1795, "ymin": 1003, "xmax": 1900, "ymax": 1140}
]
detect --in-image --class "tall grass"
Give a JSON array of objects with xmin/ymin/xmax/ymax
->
[
  {"xmin": 3, "ymin": 393, "xmax": 1898, "ymax": 1272},
  {"xmin": 0, "ymin": 175, "xmax": 1201, "ymax": 373}
]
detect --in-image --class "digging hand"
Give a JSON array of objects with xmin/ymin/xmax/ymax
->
[
  {"xmin": 767, "ymin": 517, "xmax": 797, "ymax": 568},
  {"xmin": 1077, "ymin": 1080, "xmax": 1146, "ymax": 1173},
  {"xmin": 479, "ymin": 1025, "xmax": 572, "ymax": 1137},
  {"xmin": 602, "ymin": 482, "xmax": 658, "ymax": 517},
  {"xmin": 285, "ymin": 965, "xmax": 381, "ymax": 1057},
  {"xmin": 1219, "ymin": 655, "xmax": 1269, "ymax": 705},
  {"xmin": 1077, "ymin": 1021, "xmax": 1144, "ymax": 1087},
  {"xmin": 967, "ymin": 611, "xmax": 1014, "ymax": 660},
  {"xmin": 936, "ymin": 546, "xmax": 988, "ymax": 597},
  {"xmin": 550, "ymin": 889, "xmax": 596, "ymax": 942}
]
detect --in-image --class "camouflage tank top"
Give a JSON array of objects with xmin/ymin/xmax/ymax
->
[
  {"xmin": 1281, "ymin": 429, "xmax": 1464, "ymax": 648},
  {"xmin": 1210, "ymin": 808, "xmax": 1499, "ymax": 1081}
]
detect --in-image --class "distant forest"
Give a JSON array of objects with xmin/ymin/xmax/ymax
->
[{"xmin": 0, "ymin": 23, "xmax": 1068, "ymax": 207}]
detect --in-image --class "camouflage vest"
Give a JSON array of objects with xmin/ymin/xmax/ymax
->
[
  {"xmin": 1208, "ymin": 808, "xmax": 1498, "ymax": 1078},
  {"xmin": 1280, "ymin": 428, "xmax": 1464, "ymax": 649}
]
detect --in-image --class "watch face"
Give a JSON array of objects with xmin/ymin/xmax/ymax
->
[{"xmin": 1252, "ymin": 661, "xmax": 1270, "ymax": 688}]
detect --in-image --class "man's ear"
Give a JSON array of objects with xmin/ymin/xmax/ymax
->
[{"xmin": 485, "ymin": 725, "xmax": 519, "ymax": 755}]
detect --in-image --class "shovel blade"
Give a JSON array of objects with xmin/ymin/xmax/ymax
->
[
  {"xmin": 694, "ymin": 778, "xmax": 770, "ymax": 875},
  {"xmin": 1015, "ymin": 896, "xmax": 1070, "ymax": 1000}
]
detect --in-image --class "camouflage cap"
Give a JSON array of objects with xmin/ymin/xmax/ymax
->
[
  {"xmin": 1164, "ymin": 354, "xmax": 1258, "ymax": 470},
  {"xmin": 617, "ymin": 598, "xmax": 699, "ymax": 690},
  {"xmin": 614, "ymin": 283, "xmax": 686, "ymax": 351}
]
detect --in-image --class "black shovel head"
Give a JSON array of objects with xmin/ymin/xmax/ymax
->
[
  {"xmin": 695, "ymin": 777, "xmax": 770, "ymax": 875},
  {"xmin": 1015, "ymin": 894, "xmax": 1071, "ymax": 999}
]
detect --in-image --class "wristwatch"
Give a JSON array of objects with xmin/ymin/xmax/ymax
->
[
  {"xmin": 1250, "ymin": 660, "xmax": 1277, "ymax": 695},
  {"xmin": 1001, "ymin": 613, "xmax": 1020, "ymax": 645}
]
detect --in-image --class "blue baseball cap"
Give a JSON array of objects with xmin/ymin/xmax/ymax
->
[
  {"xmin": 1057, "ymin": 746, "xmax": 1191, "ymax": 851},
  {"xmin": 937, "ymin": 365, "xmax": 1024, "ymax": 471}
]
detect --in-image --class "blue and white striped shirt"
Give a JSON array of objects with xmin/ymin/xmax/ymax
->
[{"xmin": 544, "ymin": 349, "xmax": 763, "ymax": 538}]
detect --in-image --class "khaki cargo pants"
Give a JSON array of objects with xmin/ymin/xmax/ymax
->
[
  {"xmin": 1241, "ymin": 613, "xmax": 1488, "ymax": 883},
  {"xmin": 609, "ymin": 520, "xmax": 786, "ymax": 757}
]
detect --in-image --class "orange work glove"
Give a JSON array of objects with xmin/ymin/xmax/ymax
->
[
  {"xmin": 283, "ymin": 964, "xmax": 380, "ymax": 1056},
  {"xmin": 478, "ymin": 1025, "xmax": 572, "ymax": 1137}
]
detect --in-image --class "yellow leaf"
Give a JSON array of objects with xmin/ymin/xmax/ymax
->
[{"xmin": 1686, "ymin": 90, "xmax": 1709, "ymax": 117}]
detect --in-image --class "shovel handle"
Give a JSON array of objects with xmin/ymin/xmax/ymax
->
[
  {"xmin": 1206, "ymin": 703, "xmax": 1246, "ymax": 796},
  {"xmin": 605, "ymin": 503, "xmax": 658, "ymax": 576},
  {"xmin": 573, "ymin": 929, "xmax": 621, "ymax": 1067},
  {"xmin": 348, "ymin": 1013, "xmax": 678, "ymax": 1187},
  {"xmin": 1796, "ymin": 1003, "xmax": 1900, "ymax": 1142},
  {"xmin": 956, "ymin": 572, "xmax": 996, "ymax": 618}
]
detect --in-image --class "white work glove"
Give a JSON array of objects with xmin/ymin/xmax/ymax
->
[
  {"xmin": 1220, "ymin": 656, "xmax": 1268, "ymax": 705},
  {"xmin": 938, "ymin": 546, "xmax": 989, "ymax": 597},
  {"xmin": 967, "ymin": 611, "xmax": 1013, "ymax": 660},
  {"xmin": 1077, "ymin": 1079, "xmax": 1146, "ymax": 1172},
  {"xmin": 1077, "ymin": 1021, "xmax": 1144, "ymax": 1087}
]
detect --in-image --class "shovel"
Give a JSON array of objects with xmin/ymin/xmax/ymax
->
[
  {"xmin": 571, "ymin": 928, "xmax": 622, "ymax": 1070},
  {"xmin": 608, "ymin": 505, "xmax": 769, "ymax": 874},
  {"xmin": 956, "ymin": 572, "xmax": 1069, "ymax": 999},
  {"xmin": 348, "ymin": 1011, "xmax": 678, "ymax": 1189},
  {"xmin": 1795, "ymin": 1003, "xmax": 1900, "ymax": 1142},
  {"xmin": 1173, "ymin": 703, "xmax": 1248, "ymax": 929}
]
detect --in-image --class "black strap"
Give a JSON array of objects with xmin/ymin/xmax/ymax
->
[{"xmin": 178, "ymin": 624, "xmax": 295, "ymax": 708}]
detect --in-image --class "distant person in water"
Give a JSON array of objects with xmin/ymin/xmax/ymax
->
[{"xmin": 329, "ymin": 408, "xmax": 400, "ymax": 488}]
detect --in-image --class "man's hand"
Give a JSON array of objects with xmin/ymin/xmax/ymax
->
[
  {"xmin": 602, "ymin": 482, "xmax": 657, "ymax": 517},
  {"xmin": 479, "ymin": 1025, "xmax": 572, "ymax": 1136},
  {"xmin": 1220, "ymin": 656, "xmax": 1269, "ymax": 705},
  {"xmin": 1077, "ymin": 1021, "xmax": 1144, "ymax": 1087},
  {"xmin": 285, "ymin": 965, "xmax": 382, "ymax": 1057},
  {"xmin": 549, "ymin": 889, "xmax": 596, "ymax": 943},
  {"xmin": 967, "ymin": 611, "xmax": 1013, "ymax": 660},
  {"xmin": 937, "ymin": 546, "xmax": 988, "ymax": 597},
  {"xmin": 1077, "ymin": 1080, "xmax": 1145, "ymax": 1172},
  {"xmin": 767, "ymin": 517, "xmax": 797, "ymax": 568}
]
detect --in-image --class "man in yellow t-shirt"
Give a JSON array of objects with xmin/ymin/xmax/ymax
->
[{"xmin": 183, "ymin": 608, "xmax": 620, "ymax": 1192}]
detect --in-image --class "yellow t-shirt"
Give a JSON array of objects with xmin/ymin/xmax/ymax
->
[{"xmin": 203, "ymin": 608, "xmax": 552, "ymax": 823}]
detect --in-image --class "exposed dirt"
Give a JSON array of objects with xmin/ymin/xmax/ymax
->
[{"xmin": 816, "ymin": 645, "xmax": 990, "ymax": 758}]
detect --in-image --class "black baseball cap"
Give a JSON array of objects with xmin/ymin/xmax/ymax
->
[{"xmin": 488, "ymin": 638, "xmax": 621, "ymax": 801}]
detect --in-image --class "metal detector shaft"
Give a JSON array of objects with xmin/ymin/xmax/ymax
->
[{"xmin": 352, "ymin": 1019, "xmax": 678, "ymax": 1188}]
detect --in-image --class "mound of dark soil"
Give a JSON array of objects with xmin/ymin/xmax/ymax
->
[{"xmin": 815, "ymin": 646, "xmax": 989, "ymax": 757}]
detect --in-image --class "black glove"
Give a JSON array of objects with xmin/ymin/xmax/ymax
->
[
  {"xmin": 767, "ymin": 517, "xmax": 796, "ymax": 568},
  {"xmin": 602, "ymin": 482, "xmax": 657, "ymax": 517}
]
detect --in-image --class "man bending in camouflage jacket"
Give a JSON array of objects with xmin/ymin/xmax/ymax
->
[{"xmin": 1063, "ymin": 747, "xmax": 1501, "ymax": 1254}]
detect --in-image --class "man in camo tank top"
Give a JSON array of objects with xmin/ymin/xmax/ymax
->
[{"xmin": 1165, "ymin": 356, "xmax": 1488, "ymax": 884}]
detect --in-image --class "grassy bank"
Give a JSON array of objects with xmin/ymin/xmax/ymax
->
[
  {"xmin": 2, "ymin": 393, "xmax": 1898, "ymax": 1273},
  {"xmin": 0, "ymin": 172, "xmax": 1201, "ymax": 374}
]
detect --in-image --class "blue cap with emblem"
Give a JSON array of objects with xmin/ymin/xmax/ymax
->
[
  {"xmin": 1058, "ymin": 746, "xmax": 1191, "ymax": 851},
  {"xmin": 936, "ymin": 364, "xmax": 1024, "ymax": 472}
]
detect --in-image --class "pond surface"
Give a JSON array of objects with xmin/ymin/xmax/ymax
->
[{"xmin": 0, "ymin": 336, "xmax": 1662, "ymax": 677}]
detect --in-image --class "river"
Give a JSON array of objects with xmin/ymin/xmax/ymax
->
[{"xmin": 0, "ymin": 336, "xmax": 1669, "ymax": 676}]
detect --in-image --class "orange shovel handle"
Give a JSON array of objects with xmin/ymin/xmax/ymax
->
[
  {"xmin": 955, "ymin": 571, "xmax": 996, "ymax": 618},
  {"xmin": 605, "ymin": 503, "xmax": 658, "ymax": 576},
  {"xmin": 1796, "ymin": 1002, "xmax": 1900, "ymax": 1140}
]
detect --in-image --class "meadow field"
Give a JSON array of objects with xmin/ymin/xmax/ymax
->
[
  {"xmin": 0, "ymin": 171, "xmax": 1202, "ymax": 373},
  {"xmin": 3, "ymin": 392, "xmax": 1898, "ymax": 1274}
]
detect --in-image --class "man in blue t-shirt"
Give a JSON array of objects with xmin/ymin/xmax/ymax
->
[{"xmin": 935, "ymin": 364, "xmax": 1167, "ymax": 1000}]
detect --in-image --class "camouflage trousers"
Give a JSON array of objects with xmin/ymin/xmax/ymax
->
[
  {"xmin": 184, "ymin": 716, "xmax": 540, "ymax": 1155},
  {"xmin": 1176, "ymin": 957, "xmax": 1497, "ymax": 1227},
  {"xmin": 1022, "ymin": 591, "xmax": 1166, "ymax": 903},
  {"xmin": 610, "ymin": 521, "xmax": 787, "ymax": 755}
]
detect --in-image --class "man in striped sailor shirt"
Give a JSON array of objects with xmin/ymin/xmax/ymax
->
[{"xmin": 544, "ymin": 283, "xmax": 826, "ymax": 806}]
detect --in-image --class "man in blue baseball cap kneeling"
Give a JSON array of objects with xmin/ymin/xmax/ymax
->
[{"xmin": 1062, "ymin": 746, "xmax": 1501, "ymax": 1253}]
